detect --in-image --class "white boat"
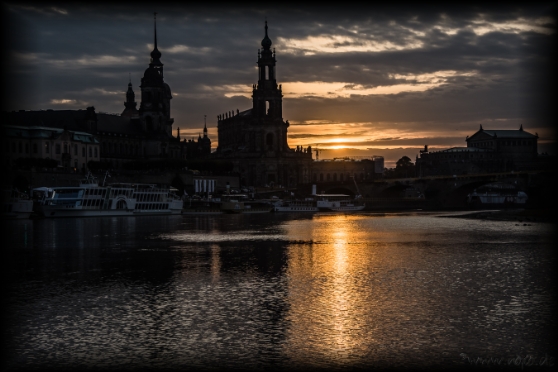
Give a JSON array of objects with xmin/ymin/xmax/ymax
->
[
  {"xmin": 33, "ymin": 173, "xmax": 183, "ymax": 218},
  {"xmin": 273, "ymin": 199, "xmax": 319, "ymax": 212},
  {"xmin": 467, "ymin": 182, "xmax": 528, "ymax": 208},
  {"xmin": 3, "ymin": 189, "xmax": 34, "ymax": 219},
  {"xmin": 315, "ymin": 194, "xmax": 365, "ymax": 212}
]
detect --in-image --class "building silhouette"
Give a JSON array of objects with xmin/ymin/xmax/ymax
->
[
  {"xmin": 214, "ymin": 22, "xmax": 312, "ymax": 187},
  {"xmin": 2, "ymin": 13, "xmax": 209, "ymax": 170},
  {"xmin": 179, "ymin": 121, "xmax": 212, "ymax": 159},
  {"xmin": 416, "ymin": 124, "xmax": 546, "ymax": 176}
]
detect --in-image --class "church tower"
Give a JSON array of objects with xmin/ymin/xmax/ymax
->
[
  {"xmin": 215, "ymin": 21, "xmax": 311, "ymax": 188},
  {"xmin": 139, "ymin": 12, "xmax": 174, "ymax": 134},
  {"xmin": 121, "ymin": 76, "xmax": 139, "ymax": 118},
  {"xmin": 252, "ymin": 21, "xmax": 283, "ymax": 121}
]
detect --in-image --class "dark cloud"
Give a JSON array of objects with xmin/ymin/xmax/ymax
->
[{"xmin": 3, "ymin": 3, "xmax": 556, "ymax": 164}]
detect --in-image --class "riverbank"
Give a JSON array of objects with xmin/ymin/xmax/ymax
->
[{"xmin": 440, "ymin": 208, "xmax": 555, "ymax": 223}]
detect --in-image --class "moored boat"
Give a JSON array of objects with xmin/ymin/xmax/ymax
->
[
  {"xmin": 33, "ymin": 173, "xmax": 182, "ymax": 218},
  {"xmin": 3, "ymin": 189, "xmax": 34, "ymax": 219},
  {"xmin": 182, "ymin": 196, "xmax": 273, "ymax": 215},
  {"xmin": 315, "ymin": 194, "xmax": 365, "ymax": 212},
  {"xmin": 467, "ymin": 182, "xmax": 528, "ymax": 209},
  {"xmin": 273, "ymin": 199, "xmax": 318, "ymax": 212},
  {"xmin": 243, "ymin": 201, "xmax": 274, "ymax": 213}
]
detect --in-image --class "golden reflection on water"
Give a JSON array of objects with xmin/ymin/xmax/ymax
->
[
  {"xmin": 210, "ymin": 244, "xmax": 221, "ymax": 283},
  {"xmin": 284, "ymin": 214, "xmax": 375, "ymax": 366}
]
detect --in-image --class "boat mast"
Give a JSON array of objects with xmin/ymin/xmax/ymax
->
[{"xmin": 352, "ymin": 176, "xmax": 362, "ymax": 198}]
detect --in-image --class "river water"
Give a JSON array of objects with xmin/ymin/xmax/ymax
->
[{"xmin": 3, "ymin": 211, "xmax": 556, "ymax": 370}]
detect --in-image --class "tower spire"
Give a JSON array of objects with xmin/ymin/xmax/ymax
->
[
  {"xmin": 203, "ymin": 115, "xmax": 208, "ymax": 137},
  {"xmin": 261, "ymin": 20, "xmax": 272, "ymax": 50},
  {"xmin": 122, "ymin": 76, "xmax": 138, "ymax": 117},
  {"xmin": 254, "ymin": 20, "xmax": 282, "ymax": 120},
  {"xmin": 150, "ymin": 12, "xmax": 162, "ymax": 66},
  {"xmin": 154, "ymin": 12, "xmax": 158, "ymax": 51}
]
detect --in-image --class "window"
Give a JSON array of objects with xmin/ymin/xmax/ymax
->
[
  {"xmin": 82, "ymin": 147, "xmax": 86, "ymax": 157},
  {"xmin": 18, "ymin": 142, "xmax": 22, "ymax": 153},
  {"xmin": 25, "ymin": 143, "xmax": 29, "ymax": 154},
  {"xmin": 45, "ymin": 143, "xmax": 50, "ymax": 153},
  {"xmin": 55, "ymin": 144, "xmax": 61, "ymax": 154},
  {"xmin": 266, "ymin": 133, "xmax": 273, "ymax": 149},
  {"xmin": 89, "ymin": 147, "xmax": 92, "ymax": 157},
  {"xmin": 74, "ymin": 144, "xmax": 78, "ymax": 156},
  {"xmin": 33, "ymin": 144, "xmax": 38, "ymax": 154},
  {"xmin": 94, "ymin": 148, "xmax": 98, "ymax": 158}
]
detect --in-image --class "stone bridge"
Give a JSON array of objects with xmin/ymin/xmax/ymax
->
[{"xmin": 296, "ymin": 170, "xmax": 548, "ymax": 209}]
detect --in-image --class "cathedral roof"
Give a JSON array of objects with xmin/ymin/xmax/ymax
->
[
  {"xmin": 96, "ymin": 114, "xmax": 140, "ymax": 135},
  {"xmin": 3, "ymin": 110, "xmax": 92, "ymax": 131},
  {"xmin": 479, "ymin": 130, "xmax": 537, "ymax": 139},
  {"xmin": 239, "ymin": 108, "xmax": 253, "ymax": 117},
  {"xmin": 468, "ymin": 129, "xmax": 537, "ymax": 140},
  {"xmin": 3, "ymin": 124, "xmax": 99, "ymax": 144}
]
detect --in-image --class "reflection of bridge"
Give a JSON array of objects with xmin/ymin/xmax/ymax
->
[{"xmin": 297, "ymin": 170, "xmax": 550, "ymax": 209}]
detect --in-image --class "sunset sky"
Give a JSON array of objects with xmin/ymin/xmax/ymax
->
[{"xmin": 4, "ymin": 4, "xmax": 556, "ymax": 167}]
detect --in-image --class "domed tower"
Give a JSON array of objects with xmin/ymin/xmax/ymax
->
[
  {"xmin": 139, "ymin": 12, "xmax": 174, "ymax": 134},
  {"xmin": 121, "ymin": 76, "xmax": 139, "ymax": 118},
  {"xmin": 252, "ymin": 21, "xmax": 283, "ymax": 121}
]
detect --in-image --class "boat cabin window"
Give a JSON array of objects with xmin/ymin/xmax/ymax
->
[{"xmin": 52, "ymin": 189, "xmax": 84, "ymax": 200}]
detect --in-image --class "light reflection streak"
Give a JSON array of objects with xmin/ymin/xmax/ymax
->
[
  {"xmin": 210, "ymin": 244, "xmax": 220, "ymax": 283},
  {"xmin": 283, "ymin": 215, "xmax": 371, "ymax": 367}
]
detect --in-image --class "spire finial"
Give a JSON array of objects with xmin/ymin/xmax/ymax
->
[{"xmin": 261, "ymin": 19, "xmax": 272, "ymax": 50}]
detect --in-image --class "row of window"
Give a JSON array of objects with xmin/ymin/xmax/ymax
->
[
  {"xmin": 8, "ymin": 141, "xmax": 99, "ymax": 158},
  {"xmin": 432, "ymin": 154, "xmax": 492, "ymax": 159},
  {"xmin": 312, "ymin": 173, "xmax": 367, "ymax": 182},
  {"xmin": 475, "ymin": 140, "xmax": 534, "ymax": 148},
  {"xmin": 136, "ymin": 203, "xmax": 170, "ymax": 210},
  {"xmin": 102, "ymin": 142, "xmax": 141, "ymax": 156}
]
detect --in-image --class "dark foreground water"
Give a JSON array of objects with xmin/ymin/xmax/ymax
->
[{"xmin": 2, "ymin": 211, "xmax": 556, "ymax": 371}]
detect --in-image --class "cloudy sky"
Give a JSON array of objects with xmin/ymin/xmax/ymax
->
[{"xmin": 4, "ymin": 3, "xmax": 556, "ymax": 167}]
